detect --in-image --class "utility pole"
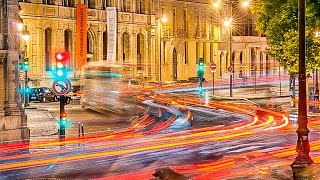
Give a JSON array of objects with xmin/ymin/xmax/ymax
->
[{"xmin": 291, "ymin": 0, "xmax": 314, "ymax": 178}]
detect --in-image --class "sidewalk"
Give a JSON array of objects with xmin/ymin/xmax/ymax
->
[{"xmin": 25, "ymin": 107, "xmax": 58, "ymax": 144}]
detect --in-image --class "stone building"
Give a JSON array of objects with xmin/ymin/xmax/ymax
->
[
  {"xmin": 18, "ymin": 0, "xmax": 277, "ymax": 86},
  {"xmin": 19, "ymin": 0, "xmax": 157, "ymax": 86},
  {"xmin": 0, "ymin": 0, "xmax": 29, "ymax": 142}
]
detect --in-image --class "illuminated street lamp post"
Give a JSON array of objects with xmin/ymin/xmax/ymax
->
[
  {"xmin": 214, "ymin": 0, "xmax": 250, "ymax": 97},
  {"xmin": 159, "ymin": 15, "xmax": 167, "ymax": 83},
  {"xmin": 291, "ymin": 0, "xmax": 314, "ymax": 178}
]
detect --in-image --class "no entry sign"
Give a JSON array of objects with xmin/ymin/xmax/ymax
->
[{"xmin": 210, "ymin": 63, "xmax": 216, "ymax": 73}]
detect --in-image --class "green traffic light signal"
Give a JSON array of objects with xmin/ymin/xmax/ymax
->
[{"xmin": 22, "ymin": 58, "xmax": 29, "ymax": 71}]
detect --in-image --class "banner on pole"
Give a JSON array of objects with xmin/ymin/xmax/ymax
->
[
  {"xmin": 106, "ymin": 7, "xmax": 117, "ymax": 63},
  {"xmin": 76, "ymin": 4, "xmax": 87, "ymax": 68}
]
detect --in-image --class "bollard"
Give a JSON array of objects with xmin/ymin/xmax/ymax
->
[
  {"xmin": 205, "ymin": 90, "xmax": 209, "ymax": 105},
  {"xmin": 78, "ymin": 122, "xmax": 81, "ymax": 137},
  {"xmin": 81, "ymin": 123, "xmax": 84, "ymax": 137}
]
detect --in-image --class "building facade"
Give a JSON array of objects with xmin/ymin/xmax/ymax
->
[
  {"xmin": 0, "ymin": 0, "xmax": 29, "ymax": 142},
  {"xmin": 19, "ymin": 0, "xmax": 157, "ymax": 87},
  {"xmin": 19, "ymin": 0, "xmax": 277, "ymax": 86}
]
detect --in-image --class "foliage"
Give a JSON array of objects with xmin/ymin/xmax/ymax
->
[{"xmin": 250, "ymin": 0, "xmax": 320, "ymax": 74}]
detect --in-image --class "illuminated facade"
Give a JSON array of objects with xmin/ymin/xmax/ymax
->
[
  {"xmin": 18, "ymin": 0, "xmax": 275, "ymax": 86},
  {"xmin": 0, "ymin": 0, "xmax": 29, "ymax": 142}
]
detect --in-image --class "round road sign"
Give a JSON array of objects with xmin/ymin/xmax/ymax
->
[
  {"xmin": 210, "ymin": 63, "xmax": 217, "ymax": 71},
  {"xmin": 227, "ymin": 66, "xmax": 233, "ymax": 73},
  {"xmin": 52, "ymin": 79, "xmax": 71, "ymax": 96}
]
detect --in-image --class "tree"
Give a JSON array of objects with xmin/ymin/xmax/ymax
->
[{"xmin": 251, "ymin": 0, "xmax": 320, "ymax": 78}]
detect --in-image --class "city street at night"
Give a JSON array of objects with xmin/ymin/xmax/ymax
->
[{"xmin": 1, "ymin": 0, "xmax": 320, "ymax": 179}]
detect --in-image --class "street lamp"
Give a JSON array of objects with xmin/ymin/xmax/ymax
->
[
  {"xmin": 161, "ymin": 16, "xmax": 168, "ymax": 23},
  {"xmin": 242, "ymin": 0, "xmax": 250, "ymax": 8},
  {"xmin": 291, "ymin": 0, "xmax": 314, "ymax": 178},
  {"xmin": 214, "ymin": 0, "xmax": 250, "ymax": 97},
  {"xmin": 17, "ymin": 23, "xmax": 23, "ymax": 32},
  {"xmin": 159, "ymin": 14, "xmax": 168, "ymax": 83}
]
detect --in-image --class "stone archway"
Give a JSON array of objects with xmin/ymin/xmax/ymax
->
[{"xmin": 172, "ymin": 48, "xmax": 178, "ymax": 80}]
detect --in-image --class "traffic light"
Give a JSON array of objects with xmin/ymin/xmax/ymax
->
[
  {"xmin": 54, "ymin": 52, "xmax": 69, "ymax": 79},
  {"xmin": 61, "ymin": 112, "xmax": 67, "ymax": 126},
  {"xmin": 20, "ymin": 58, "xmax": 29, "ymax": 71},
  {"xmin": 197, "ymin": 58, "xmax": 205, "ymax": 79}
]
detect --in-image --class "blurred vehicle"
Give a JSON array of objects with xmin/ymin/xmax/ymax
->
[
  {"xmin": 29, "ymin": 87, "xmax": 57, "ymax": 103},
  {"xmin": 66, "ymin": 85, "xmax": 81, "ymax": 101},
  {"xmin": 80, "ymin": 63, "xmax": 142, "ymax": 114}
]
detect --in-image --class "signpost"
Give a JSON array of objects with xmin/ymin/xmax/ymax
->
[
  {"xmin": 210, "ymin": 63, "xmax": 216, "ymax": 96},
  {"xmin": 53, "ymin": 52, "xmax": 71, "ymax": 140},
  {"xmin": 228, "ymin": 66, "xmax": 233, "ymax": 97}
]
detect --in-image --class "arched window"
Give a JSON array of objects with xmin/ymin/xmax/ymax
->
[
  {"xmin": 64, "ymin": 30, "xmax": 72, "ymax": 69},
  {"xmin": 122, "ymin": 0, "xmax": 130, "ymax": 12},
  {"xmin": 136, "ymin": 0, "xmax": 145, "ymax": 14},
  {"xmin": 122, "ymin": 32, "xmax": 130, "ymax": 64},
  {"xmin": 45, "ymin": 28, "xmax": 52, "ymax": 71},
  {"xmin": 137, "ymin": 33, "xmax": 144, "ymax": 70},
  {"xmin": 87, "ymin": 32, "xmax": 94, "ymax": 62},
  {"xmin": 240, "ymin": 51, "xmax": 243, "ymax": 64},
  {"xmin": 220, "ymin": 52, "xmax": 224, "ymax": 77},
  {"xmin": 251, "ymin": 48, "xmax": 256, "ymax": 77},
  {"xmin": 43, "ymin": 0, "xmax": 54, "ymax": 4},
  {"xmin": 226, "ymin": 52, "xmax": 229, "ymax": 71},
  {"xmin": 85, "ymin": 0, "xmax": 95, "ymax": 9},
  {"xmin": 103, "ymin": 31, "xmax": 108, "ymax": 60},
  {"xmin": 232, "ymin": 51, "xmax": 235, "ymax": 67},
  {"xmin": 63, "ymin": 0, "xmax": 74, "ymax": 7},
  {"xmin": 106, "ymin": 0, "xmax": 112, "ymax": 7}
]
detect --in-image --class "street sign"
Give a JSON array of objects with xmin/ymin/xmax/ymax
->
[
  {"xmin": 52, "ymin": 79, "xmax": 71, "ymax": 96},
  {"xmin": 210, "ymin": 63, "xmax": 217, "ymax": 71},
  {"xmin": 227, "ymin": 66, "xmax": 233, "ymax": 73},
  {"xmin": 210, "ymin": 63, "xmax": 217, "ymax": 73}
]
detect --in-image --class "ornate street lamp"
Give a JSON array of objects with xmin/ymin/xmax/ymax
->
[
  {"xmin": 291, "ymin": 0, "xmax": 314, "ymax": 178},
  {"xmin": 213, "ymin": 0, "xmax": 250, "ymax": 97}
]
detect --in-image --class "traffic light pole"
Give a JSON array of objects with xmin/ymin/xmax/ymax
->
[
  {"xmin": 59, "ymin": 95, "xmax": 66, "ymax": 140},
  {"xmin": 212, "ymin": 72, "xmax": 215, "ymax": 97},
  {"xmin": 24, "ymin": 69, "xmax": 29, "ymax": 107},
  {"xmin": 199, "ymin": 77, "xmax": 203, "ymax": 99}
]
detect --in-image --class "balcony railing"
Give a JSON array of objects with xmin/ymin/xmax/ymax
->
[{"xmin": 162, "ymin": 29, "xmax": 189, "ymax": 38}]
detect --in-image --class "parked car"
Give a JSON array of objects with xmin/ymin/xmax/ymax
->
[{"xmin": 29, "ymin": 87, "xmax": 57, "ymax": 103}]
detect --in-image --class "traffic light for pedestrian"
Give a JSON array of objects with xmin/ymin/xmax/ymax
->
[
  {"xmin": 20, "ymin": 58, "xmax": 29, "ymax": 71},
  {"xmin": 197, "ymin": 58, "xmax": 205, "ymax": 79},
  {"xmin": 54, "ymin": 52, "xmax": 69, "ymax": 79}
]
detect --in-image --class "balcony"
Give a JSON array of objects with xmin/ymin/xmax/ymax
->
[{"xmin": 161, "ymin": 29, "xmax": 188, "ymax": 38}]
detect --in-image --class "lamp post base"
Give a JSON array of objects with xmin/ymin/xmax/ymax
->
[{"xmin": 291, "ymin": 157, "xmax": 314, "ymax": 180}]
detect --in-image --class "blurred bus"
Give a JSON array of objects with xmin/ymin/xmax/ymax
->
[{"xmin": 80, "ymin": 63, "xmax": 142, "ymax": 115}]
